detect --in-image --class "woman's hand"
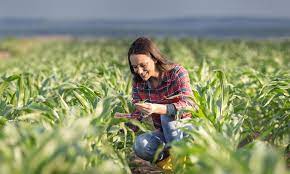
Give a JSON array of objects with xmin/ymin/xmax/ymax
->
[
  {"xmin": 135, "ymin": 102, "xmax": 168, "ymax": 116},
  {"xmin": 135, "ymin": 103, "xmax": 155, "ymax": 116},
  {"xmin": 135, "ymin": 103, "xmax": 168, "ymax": 116}
]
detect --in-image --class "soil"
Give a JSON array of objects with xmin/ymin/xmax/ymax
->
[{"xmin": 129, "ymin": 153, "xmax": 164, "ymax": 174}]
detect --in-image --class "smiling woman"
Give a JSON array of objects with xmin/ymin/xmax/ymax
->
[
  {"xmin": 129, "ymin": 54, "xmax": 153, "ymax": 81},
  {"xmin": 115, "ymin": 36, "xmax": 197, "ymax": 171},
  {"xmin": 127, "ymin": 37, "xmax": 174, "ymax": 82}
]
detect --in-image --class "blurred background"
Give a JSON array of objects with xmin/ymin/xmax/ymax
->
[{"xmin": 1, "ymin": 0, "xmax": 290, "ymax": 39}]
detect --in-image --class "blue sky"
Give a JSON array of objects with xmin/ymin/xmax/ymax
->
[{"xmin": 0, "ymin": 0, "xmax": 290, "ymax": 20}]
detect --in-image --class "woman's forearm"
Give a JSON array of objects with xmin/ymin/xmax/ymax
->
[
  {"xmin": 151, "ymin": 103, "xmax": 167, "ymax": 115},
  {"xmin": 151, "ymin": 103, "xmax": 177, "ymax": 116},
  {"xmin": 135, "ymin": 103, "xmax": 177, "ymax": 116}
]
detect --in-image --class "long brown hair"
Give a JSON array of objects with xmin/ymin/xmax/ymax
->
[{"xmin": 128, "ymin": 37, "xmax": 174, "ymax": 82}]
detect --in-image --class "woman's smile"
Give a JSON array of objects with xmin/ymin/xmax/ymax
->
[{"xmin": 140, "ymin": 72, "xmax": 148, "ymax": 79}]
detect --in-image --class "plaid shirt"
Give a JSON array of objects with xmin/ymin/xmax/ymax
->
[{"xmin": 131, "ymin": 64, "xmax": 195, "ymax": 129}]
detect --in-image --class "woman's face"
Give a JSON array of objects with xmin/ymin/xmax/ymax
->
[{"xmin": 129, "ymin": 54, "xmax": 158, "ymax": 81}]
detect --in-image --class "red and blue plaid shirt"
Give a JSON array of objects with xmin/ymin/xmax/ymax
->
[{"xmin": 131, "ymin": 64, "xmax": 195, "ymax": 129}]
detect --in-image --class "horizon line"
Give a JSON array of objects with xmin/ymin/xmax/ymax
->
[{"xmin": 1, "ymin": 15, "xmax": 290, "ymax": 21}]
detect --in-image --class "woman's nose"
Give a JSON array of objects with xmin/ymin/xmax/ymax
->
[{"xmin": 137, "ymin": 67, "xmax": 143, "ymax": 75}]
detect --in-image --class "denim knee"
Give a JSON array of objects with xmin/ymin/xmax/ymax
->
[
  {"xmin": 133, "ymin": 132, "xmax": 166, "ymax": 162},
  {"xmin": 161, "ymin": 115, "xmax": 194, "ymax": 143}
]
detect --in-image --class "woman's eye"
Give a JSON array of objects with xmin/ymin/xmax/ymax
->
[
  {"xmin": 133, "ymin": 68, "xmax": 139, "ymax": 72},
  {"xmin": 141, "ymin": 63, "xmax": 148, "ymax": 68}
]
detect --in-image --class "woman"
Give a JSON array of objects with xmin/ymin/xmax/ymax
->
[{"xmin": 115, "ymin": 37, "xmax": 196, "ymax": 170}]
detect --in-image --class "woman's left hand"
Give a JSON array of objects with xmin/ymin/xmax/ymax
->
[{"xmin": 135, "ymin": 103, "xmax": 156, "ymax": 116}]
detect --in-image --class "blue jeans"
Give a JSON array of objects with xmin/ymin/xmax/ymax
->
[{"xmin": 133, "ymin": 115, "xmax": 193, "ymax": 163}]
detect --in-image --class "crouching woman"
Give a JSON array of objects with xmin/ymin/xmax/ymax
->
[{"xmin": 116, "ymin": 37, "xmax": 196, "ymax": 170}]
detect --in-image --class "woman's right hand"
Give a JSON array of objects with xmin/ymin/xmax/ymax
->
[{"xmin": 135, "ymin": 103, "xmax": 153, "ymax": 116}]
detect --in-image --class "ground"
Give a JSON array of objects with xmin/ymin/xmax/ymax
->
[{"xmin": 129, "ymin": 153, "xmax": 164, "ymax": 174}]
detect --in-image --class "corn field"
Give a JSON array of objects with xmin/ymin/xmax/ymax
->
[{"xmin": 0, "ymin": 37, "xmax": 289, "ymax": 174}]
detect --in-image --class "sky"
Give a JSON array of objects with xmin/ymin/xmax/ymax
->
[{"xmin": 0, "ymin": 0, "xmax": 290, "ymax": 20}]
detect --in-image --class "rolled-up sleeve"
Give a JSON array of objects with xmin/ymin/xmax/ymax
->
[{"xmin": 171, "ymin": 67, "xmax": 196, "ymax": 112}]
